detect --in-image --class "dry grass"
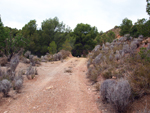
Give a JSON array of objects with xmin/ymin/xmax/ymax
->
[
  {"xmin": 87, "ymin": 37, "xmax": 150, "ymax": 112},
  {"xmin": 64, "ymin": 69, "xmax": 72, "ymax": 73}
]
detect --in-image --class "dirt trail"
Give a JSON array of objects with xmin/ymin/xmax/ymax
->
[{"xmin": 0, "ymin": 57, "xmax": 100, "ymax": 113}]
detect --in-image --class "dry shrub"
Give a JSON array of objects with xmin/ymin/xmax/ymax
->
[
  {"xmin": 0, "ymin": 65, "xmax": 4, "ymax": 77},
  {"xmin": 102, "ymin": 70, "xmax": 112, "ymax": 79},
  {"xmin": 108, "ymin": 79, "xmax": 131, "ymax": 113},
  {"xmin": 26, "ymin": 64, "xmax": 38, "ymax": 80},
  {"xmin": 92, "ymin": 45, "xmax": 101, "ymax": 52},
  {"xmin": 64, "ymin": 69, "xmax": 72, "ymax": 73},
  {"xmin": 129, "ymin": 63, "xmax": 150, "ymax": 98},
  {"xmin": 14, "ymin": 71, "xmax": 23, "ymax": 93},
  {"xmin": 115, "ymin": 53, "xmax": 120, "ymax": 61},
  {"xmin": 100, "ymin": 79, "xmax": 116, "ymax": 102},
  {"xmin": 53, "ymin": 54, "xmax": 58, "ymax": 61},
  {"xmin": 123, "ymin": 44, "xmax": 130, "ymax": 53},
  {"xmin": 92, "ymin": 53, "xmax": 102, "ymax": 65},
  {"xmin": 87, "ymin": 67, "xmax": 99, "ymax": 83},
  {"xmin": 137, "ymin": 105, "xmax": 150, "ymax": 113},
  {"xmin": 0, "ymin": 65, "xmax": 15, "ymax": 81},
  {"xmin": 22, "ymin": 57, "xmax": 30, "ymax": 64},
  {"xmin": 91, "ymin": 50, "xmax": 101, "ymax": 59},
  {"xmin": 60, "ymin": 50, "xmax": 70, "ymax": 59},
  {"xmin": 0, "ymin": 57, "xmax": 8, "ymax": 66},
  {"xmin": 10, "ymin": 55, "xmax": 19, "ymax": 72},
  {"xmin": 95, "ymin": 82, "xmax": 101, "ymax": 91},
  {"xmin": 0, "ymin": 79, "xmax": 12, "ymax": 97},
  {"xmin": 24, "ymin": 51, "xmax": 31, "ymax": 58},
  {"xmin": 147, "ymin": 43, "xmax": 150, "ymax": 50},
  {"xmin": 100, "ymin": 79, "xmax": 131, "ymax": 113},
  {"xmin": 14, "ymin": 79, "xmax": 23, "ymax": 93},
  {"xmin": 109, "ymin": 54, "xmax": 113, "ymax": 61}
]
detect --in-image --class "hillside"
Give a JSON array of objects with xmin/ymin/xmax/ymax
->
[
  {"xmin": 105, "ymin": 27, "xmax": 121, "ymax": 38},
  {"xmin": 87, "ymin": 34, "xmax": 150, "ymax": 112}
]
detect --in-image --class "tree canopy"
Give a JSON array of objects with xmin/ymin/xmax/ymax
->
[
  {"xmin": 119, "ymin": 18, "xmax": 133, "ymax": 36},
  {"xmin": 48, "ymin": 41, "xmax": 57, "ymax": 54},
  {"xmin": 146, "ymin": 0, "xmax": 150, "ymax": 16},
  {"xmin": 95, "ymin": 31, "xmax": 115, "ymax": 45},
  {"xmin": 72, "ymin": 23, "xmax": 98, "ymax": 56}
]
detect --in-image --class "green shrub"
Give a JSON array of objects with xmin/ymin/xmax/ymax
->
[{"xmin": 138, "ymin": 47, "xmax": 150, "ymax": 62}]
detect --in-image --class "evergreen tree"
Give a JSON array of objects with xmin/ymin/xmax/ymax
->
[
  {"xmin": 146, "ymin": 0, "xmax": 150, "ymax": 16},
  {"xmin": 119, "ymin": 18, "xmax": 133, "ymax": 36},
  {"xmin": 0, "ymin": 17, "xmax": 7, "ymax": 55},
  {"xmin": 62, "ymin": 40, "xmax": 72, "ymax": 51},
  {"xmin": 48, "ymin": 41, "xmax": 57, "ymax": 54},
  {"xmin": 72, "ymin": 23, "xmax": 98, "ymax": 56}
]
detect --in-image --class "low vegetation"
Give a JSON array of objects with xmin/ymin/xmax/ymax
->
[
  {"xmin": 87, "ymin": 33, "xmax": 150, "ymax": 112},
  {"xmin": 0, "ymin": 1, "xmax": 149, "ymax": 112}
]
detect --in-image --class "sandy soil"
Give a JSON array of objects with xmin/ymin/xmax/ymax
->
[{"xmin": 0, "ymin": 57, "xmax": 100, "ymax": 113}]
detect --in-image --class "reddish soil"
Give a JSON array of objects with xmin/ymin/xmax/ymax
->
[{"xmin": 0, "ymin": 57, "xmax": 100, "ymax": 113}]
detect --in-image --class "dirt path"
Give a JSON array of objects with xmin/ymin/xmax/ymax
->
[{"xmin": 0, "ymin": 57, "xmax": 100, "ymax": 113}]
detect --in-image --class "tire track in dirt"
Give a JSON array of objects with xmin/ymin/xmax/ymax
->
[{"xmin": 0, "ymin": 57, "xmax": 100, "ymax": 113}]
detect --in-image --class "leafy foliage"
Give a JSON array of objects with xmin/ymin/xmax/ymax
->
[
  {"xmin": 139, "ymin": 47, "xmax": 150, "ymax": 62},
  {"xmin": 146, "ymin": 0, "xmax": 150, "ymax": 16},
  {"xmin": 62, "ymin": 40, "xmax": 72, "ymax": 51},
  {"xmin": 72, "ymin": 23, "xmax": 98, "ymax": 56},
  {"xmin": 48, "ymin": 41, "xmax": 57, "ymax": 54},
  {"xmin": 0, "ymin": 17, "xmax": 9, "ymax": 56},
  {"xmin": 96, "ymin": 31, "xmax": 115, "ymax": 45},
  {"xmin": 119, "ymin": 18, "xmax": 133, "ymax": 36}
]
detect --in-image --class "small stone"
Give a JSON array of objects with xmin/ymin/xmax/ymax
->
[{"xmin": 46, "ymin": 86, "xmax": 53, "ymax": 90}]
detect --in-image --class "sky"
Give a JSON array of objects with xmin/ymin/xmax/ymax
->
[{"xmin": 0, "ymin": 0, "xmax": 149, "ymax": 32}]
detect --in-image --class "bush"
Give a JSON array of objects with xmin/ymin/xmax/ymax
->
[
  {"xmin": 100, "ymin": 79, "xmax": 131, "ymax": 113},
  {"xmin": 24, "ymin": 51, "xmax": 31, "ymax": 58},
  {"xmin": 1, "ymin": 79, "xmax": 12, "ymax": 96},
  {"xmin": 0, "ymin": 67, "xmax": 14, "ymax": 81},
  {"xmin": 14, "ymin": 79, "xmax": 23, "ymax": 93},
  {"xmin": 129, "ymin": 63, "xmax": 150, "ymax": 98},
  {"xmin": 123, "ymin": 44, "xmax": 130, "ymax": 53},
  {"xmin": 10, "ymin": 55, "xmax": 19, "ymax": 72},
  {"xmin": 138, "ymin": 47, "xmax": 150, "ymax": 62},
  {"xmin": 26, "ymin": 64, "xmax": 38, "ymax": 80},
  {"xmin": 92, "ymin": 45, "xmax": 101, "ymax": 52},
  {"xmin": 14, "ymin": 72, "xmax": 23, "ymax": 93},
  {"xmin": 115, "ymin": 53, "xmax": 120, "ymax": 61},
  {"xmin": 59, "ymin": 50, "xmax": 70, "ymax": 59},
  {"xmin": 107, "ymin": 79, "xmax": 131, "ymax": 113},
  {"xmin": 0, "ymin": 57, "xmax": 8, "ymax": 66},
  {"xmin": 0, "ymin": 65, "xmax": 3, "ymax": 77},
  {"xmin": 100, "ymin": 79, "xmax": 116, "ymax": 102},
  {"xmin": 87, "ymin": 67, "xmax": 99, "ymax": 83},
  {"xmin": 147, "ymin": 43, "xmax": 150, "ymax": 50},
  {"xmin": 102, "ymin": 70, "xmax": 112, "ymax": 79},
  {"xmin": 137, "ymin": 106, "xmax": 150, "ymax": 113},
  {"xmin": 109, "ymin": 54, "xmax": 113, "ymax": 61},
  {"xmin": 93, "ymin": 53, "xmax": 102, "ymax": 65}
]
